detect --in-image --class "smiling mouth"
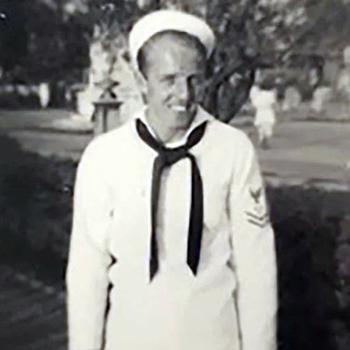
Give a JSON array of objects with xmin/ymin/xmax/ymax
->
[
  {"xmin": 171, "ymin": 102, "xmax": 198, "ymax": 112},
  {"xmin": 170, "ymin": 105, "xmax": 188, "ymax": 112}
]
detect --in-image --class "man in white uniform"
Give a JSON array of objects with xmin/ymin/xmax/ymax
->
[{"xmin": 66, "ymin": 10, "xmax": 278, "ymax": 350}]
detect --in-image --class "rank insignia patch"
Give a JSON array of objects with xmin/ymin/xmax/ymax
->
[
  {"xmin": 245, "ymin": 210, "xmax": 270, "ymax": 228},
  {"xmin": 246, "ymin": 186, "xmax": 269, "ymax": 227}
]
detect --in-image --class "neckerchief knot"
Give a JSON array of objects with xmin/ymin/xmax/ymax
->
[{"xmin": 160, "ymin": 146, "xmax": 187, "ymax": 166}]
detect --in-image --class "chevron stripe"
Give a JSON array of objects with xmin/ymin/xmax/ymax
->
[
  {"xmin": 247, "ymin": 218, "xmax": 269, "ymax": 228},
  {"xmin": 245, "ymin": 211, "xmax": 269, "ymax": 221}
]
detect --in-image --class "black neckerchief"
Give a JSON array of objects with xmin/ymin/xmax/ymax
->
[{"xmin": 136, "ymin": 118, "xmax": 207, "ymax": 281}]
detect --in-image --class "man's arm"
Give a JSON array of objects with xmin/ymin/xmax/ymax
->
[
  {"xmin": 66, "ymin": 142, "xmax": 113, "ymax": 350},
  {"xmin": 229, "ymin": 137, "xmax": 277, "ymax": 350}
]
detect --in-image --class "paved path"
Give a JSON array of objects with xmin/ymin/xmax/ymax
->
[{"xmin": 0, "ymin": 265, "xmax": 67, "ymax": 350}]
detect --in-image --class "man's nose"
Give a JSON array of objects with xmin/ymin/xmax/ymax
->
[{"xmin": 175, "ymin": 77, "xmax": 192, "ymax": 101}]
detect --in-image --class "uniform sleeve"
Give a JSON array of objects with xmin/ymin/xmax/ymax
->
[
  {"xmin": 229, "ymin": 137, "xmax": 277, "ymax": 350},
  {"xmin": 66, "ymin": 142, "xmax": 113, "ymax": 350}
]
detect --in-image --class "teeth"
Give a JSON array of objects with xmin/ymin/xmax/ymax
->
[{"xmin": 171, "ymin": 105, "xmax": 187, "ymax": 112}]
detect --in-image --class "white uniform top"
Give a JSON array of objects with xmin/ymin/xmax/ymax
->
[
  {"xmin": 250, "ymin": 86, "xmax": 277, "ymax": 125},
  {"xmin": 66, "ymin": 106, "xmax": 277, "ymax": 350}
]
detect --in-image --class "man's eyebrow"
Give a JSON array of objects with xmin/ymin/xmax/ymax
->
[{"xmin": 159, "ymin": 73, "xmax": 176, "ymax": 80}]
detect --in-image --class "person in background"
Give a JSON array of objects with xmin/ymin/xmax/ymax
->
[
  {"xmin": 250, "ymin": 77, "xmax": 277, "ymax": 149},
  {"xmin": 66, "ymin": 9, "xmax": 277, "ymax": 350}
]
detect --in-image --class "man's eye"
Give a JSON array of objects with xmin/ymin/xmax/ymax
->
[{"xmin": 162, "ymin": 76, "xmax": 175, "ymax": 84}]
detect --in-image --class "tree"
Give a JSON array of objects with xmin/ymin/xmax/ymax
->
[
  {"xmin": 0, "ymin": 0, "xmax": 90, "ymax": 83},
  {"xmin": 0, "ymin": 0, "xmax": 29, "ymax": 75}
]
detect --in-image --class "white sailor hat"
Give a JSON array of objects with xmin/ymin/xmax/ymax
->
[{"xmin": 129, "ymin": 10, "xmax": 215, "ymax": 70}]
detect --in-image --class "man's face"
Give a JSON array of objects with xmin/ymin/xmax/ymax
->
[{"xmin": 141, "ymin": 35, "xmax": 206, "ymax": 131}]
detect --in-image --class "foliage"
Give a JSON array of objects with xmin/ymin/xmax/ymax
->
[
  {"xmin": 0, "ymin": 0, "xmax": 29, "ymax": 73},
  {"xmin": 0, "ymin": 0, "xmax": 89, "ymax": 83},
  {"xmin": 0, "ymin": 90, "xmax": 40, "ymax": 109},
  {"xmin": 268, "ymin": 185, "xmax": 350, "ymax": 350},
  {"xmin": 0, "ymin": 134, "xmax": 75, "ymax": 281}
]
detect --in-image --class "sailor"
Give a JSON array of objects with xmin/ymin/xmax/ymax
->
[{"xmin": 66, "ymin": 9, "xmax": 277, "ymax": 350}]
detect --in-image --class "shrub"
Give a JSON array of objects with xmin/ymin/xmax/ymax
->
[
  {"xmin": 0, "ymin": 91, "xmax": 41, "ymax": 109},
  {"xmin": 0, "ymin": 134, "xmax": 74, "ymax": 283}
]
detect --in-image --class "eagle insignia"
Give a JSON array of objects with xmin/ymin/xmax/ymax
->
[{"xmin": 249, "ymin": 187, "xmax": 262, "ymax": 204}]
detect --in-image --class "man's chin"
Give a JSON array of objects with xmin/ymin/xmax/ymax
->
[{"xmin": 171, "ymin": 111, "xmax": 195, "ymax": 127}]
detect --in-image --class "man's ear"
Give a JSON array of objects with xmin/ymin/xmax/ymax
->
[{"xmin": 135, "ymin": 69, "xmax": 148, "ymax": 96}]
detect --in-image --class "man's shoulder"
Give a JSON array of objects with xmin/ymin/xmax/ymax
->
[
  {"xmin": 81, "ymin": 119, "xmax": 136, "ymax": 161},
  {"xmin": 207, "ymin": 118, "xmax": 252, "ymax": 150},
  {"xmin": 198, "ymin": 107, "xmax": 250, "ymax": 145}
]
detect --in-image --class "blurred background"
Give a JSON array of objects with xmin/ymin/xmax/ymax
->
[{"xmin": 0, "ymin": 1, "xmax": 350, "ymax": 350}]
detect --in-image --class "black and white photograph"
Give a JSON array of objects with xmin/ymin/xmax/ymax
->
[{"xmin": 0, "ymin": 1, "xmax": 349, "ymax": 350}]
